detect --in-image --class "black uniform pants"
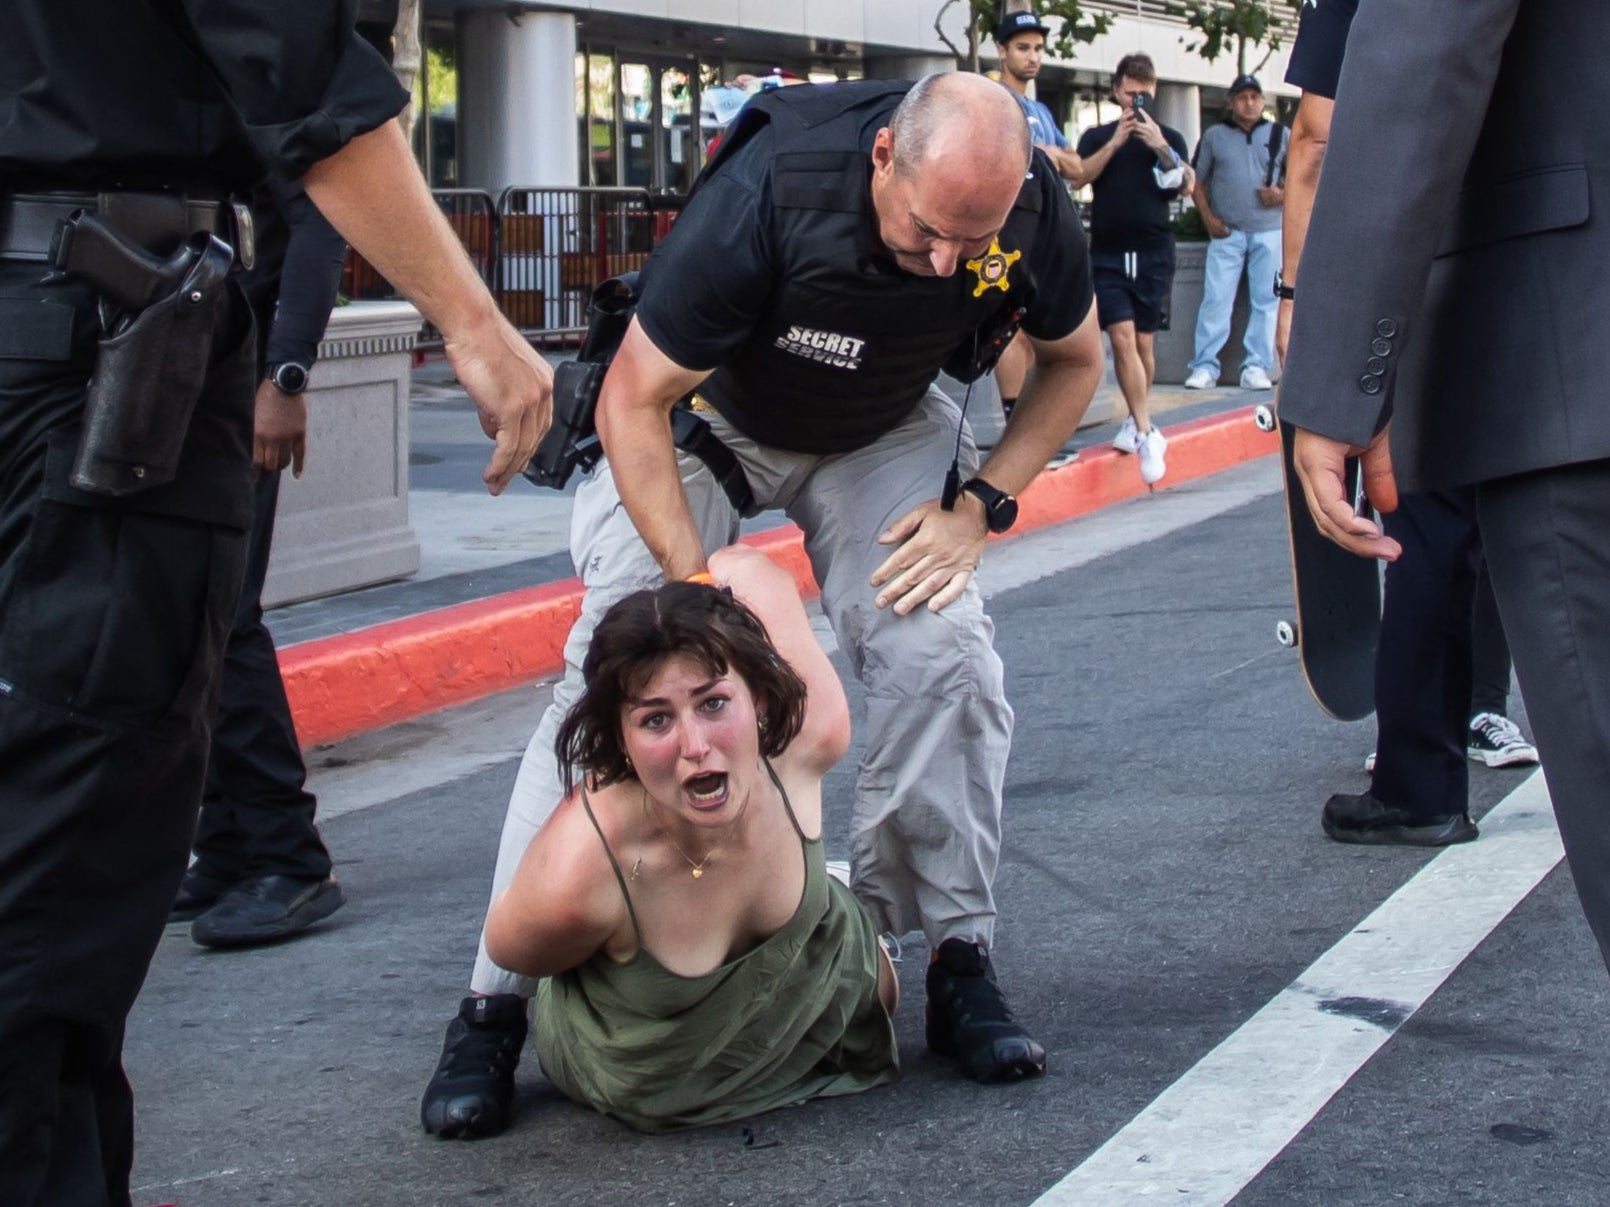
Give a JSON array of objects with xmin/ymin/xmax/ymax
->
[
  {"xmin": 0, "ymin": 259, "xmax": 254, "ymax": 1207},
  {"xmin": 1479, "ymin": 458, "xmax": 1610, "ymax": 973},
  {"xmin": 193, "ymin": 470, "xmax": 330, "ymax": 884},
  {"xmin": 1370, "ymin": 487, "xmax": 1516, "ymax": 816}
]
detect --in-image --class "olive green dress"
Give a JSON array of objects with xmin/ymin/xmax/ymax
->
[{"xmin": 534, "ymin": 766, "xmax": 898, "ymax": 1133}]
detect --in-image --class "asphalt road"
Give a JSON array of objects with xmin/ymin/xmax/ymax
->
[{"xmin": 127, "ymin": 461, "xmax": 1609, "ymax": 1206}]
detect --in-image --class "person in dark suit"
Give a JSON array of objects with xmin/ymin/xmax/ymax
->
[
  {"xmin": 1279, "ymin": 0, "xmax": 1538, "ymax": 852},
  {"xmin": 1280, "ymin": 0, "xmax": 1610, "ymax": 970}
]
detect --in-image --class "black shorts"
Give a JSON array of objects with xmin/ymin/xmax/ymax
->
[{"xmin": 1091, "ymin": 247, "xmax": 1176, "ymax": 334}]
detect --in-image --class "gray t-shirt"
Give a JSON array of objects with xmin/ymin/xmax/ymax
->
[{"xmin": 1192, "ymin": 118, "xmax": 1286, "ymax": 233}]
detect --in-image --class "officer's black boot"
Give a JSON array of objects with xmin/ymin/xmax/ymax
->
[
  {"xmin": 925, "ymin": 938, "xmax": 1047, "ymax": 1083},
  {"xmin": 421, "ymin": 994, "xmax": 529, "ymax": 1139}
]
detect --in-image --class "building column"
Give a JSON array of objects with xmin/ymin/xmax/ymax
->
[
  {"xmin": 458, "ymin": 9, "xmax": 579, "ymax": 193},
  {"xmin": 1155, "ymin": 81, "xmax": 1201, "ymax": 157}
]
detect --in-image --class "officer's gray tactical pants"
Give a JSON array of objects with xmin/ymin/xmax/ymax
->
[{"xmin": 470, "ymin": 386, "xmax": 1013, "ymax": 997}]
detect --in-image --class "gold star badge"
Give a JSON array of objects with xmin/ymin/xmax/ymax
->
[{"xmin": 966, "ymin": 238, "xmax": 1021, "ymax": 298}]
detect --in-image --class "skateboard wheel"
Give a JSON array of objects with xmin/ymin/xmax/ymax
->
[
  {"xmin": 1253, "ymin": 404, "xmax": 1276, "ymax": 433},
  {"xmin": 1275, "ymin": 620, "xmax": 1297, "ymax": 648}
]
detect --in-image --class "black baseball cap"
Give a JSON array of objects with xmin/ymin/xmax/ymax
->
[
  {"xmin": 1230, "ymin": 74, "xmax": 1263, "ymax": 95},
  {"xmin": 995, "ymin": 11, "xmax": 1051, "ymax": 42}
]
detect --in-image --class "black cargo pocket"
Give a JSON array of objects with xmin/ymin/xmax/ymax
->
[{"xmin": 0, "ymin": 431, "xmax": 249, "ymax": 730}]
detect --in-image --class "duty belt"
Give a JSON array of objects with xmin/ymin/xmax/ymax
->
[{"xmin": 0, "ymin": 191, "xmax": 254, "ymax": 266}]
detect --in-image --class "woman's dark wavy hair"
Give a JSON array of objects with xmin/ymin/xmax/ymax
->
[{"xmin": 554, "ymin": 581, "xmax": 808, "ymax": 791}]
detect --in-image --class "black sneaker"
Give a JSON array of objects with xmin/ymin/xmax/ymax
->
[
  {"xmin": 168, "ymin": 867, "xmax": 236, "ymax": 923},
  {"xmin": 190, "ymin": 874, "xmax": 345, "ymax": 948},
  {"xmin": 925, "ymin": 938, "xmax": 1046, "ymax": 1083},
  {"xmin": 1321, "ymin": 791, "xmax": 1477, "ymax": 847},
  {"xmin": 1467, "ymin": 712, "xmax": 1540, "ymax": 768},
  {"xmin": 421, "ymin": 994, "xmax": 529, "ymax": 1139}
]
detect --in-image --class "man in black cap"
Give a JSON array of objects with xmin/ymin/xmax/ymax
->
[
  {"xmin": 1183, "ymin": 74, "xmax": 1286, "ymax": 392},
  {"xmin": 990, "ymin": 10, "xmax": 1084, "ymax": 427},
  {"xmin": 993, "ymin": 12, "xmax": 1081, "ymax": 182},
  {"xmin": 0, "ymin": 6, "xmax": 551, "ymax": 1203}
]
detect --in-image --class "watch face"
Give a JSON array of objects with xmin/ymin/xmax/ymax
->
[
  {"xmin": 273, "ymin": 363, "xmax": 308, "ymax": 393},
  {"xmin": 991, "ymin": 495, "xmax": 1020, "ymax": 533}
]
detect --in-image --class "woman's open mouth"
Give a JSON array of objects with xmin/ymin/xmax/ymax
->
[{"xmin": 683, "ymin": 771, "xmax": 729, "ymax": 809}]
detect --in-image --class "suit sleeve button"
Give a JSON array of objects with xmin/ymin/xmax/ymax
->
[
  {"xmin": 1366, "ymin": 356, "xmax": 1386, "ymax": 375},
  {"xmin": 1371, "ymin": 337, "xmax": 1392, "ymax": 356},
  {"xmin": 1360, "ymin": 374, "xmax": 1383, "ymax": 395},
  {"xmin": 1376, "ymin": 318, "xmax": 1398, "ymax": 338}
]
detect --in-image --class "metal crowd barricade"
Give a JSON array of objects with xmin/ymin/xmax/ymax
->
[
  {"xmin": 495, "ymin": 186, "xmax": 674, "ymax": 343},
  {"xmin": 339, "ymin": 185, "xmax": 686, "ymax": 347},
  {"xmin": 339, "ymin": 189, "xmax": 500, "ymax": 346}
]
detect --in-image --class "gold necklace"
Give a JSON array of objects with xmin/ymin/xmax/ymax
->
[{"xmin": 640, "ymin": 786, "xmax": 753, "ymax": 879}]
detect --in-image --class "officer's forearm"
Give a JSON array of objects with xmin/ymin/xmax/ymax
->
[
  {"xmin": 978, "ymin": 317, "xmax": 1103, "ymax": 495},
  {"xmin": 303, "ymin": 119, "xmax": 501, "ymax": 340},
  {"xmin": 602, "ymin": 414, "xmax": 706, "ymax": 579},
  {"xmin": 596, "ymin": 397, "xmax": 708, "ymax": 580}
]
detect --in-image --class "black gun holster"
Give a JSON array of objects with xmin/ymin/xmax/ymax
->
[
  {"xmin": 52, "ymin": 212, "xmax": 235, "ymax": 497},
  {"xmin": 524, "ymin": 273, "xmax": 754, "ymax": 514}
]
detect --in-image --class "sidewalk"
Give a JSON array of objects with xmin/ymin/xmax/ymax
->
[{"xmin": 267, "ymin": 359, "xmax": 1277, "ymax": 746}]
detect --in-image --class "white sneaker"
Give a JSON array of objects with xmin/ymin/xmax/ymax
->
[
  {"xmin": 1240, "ymin": 365, "xmax": 1273, "ymax": 390},
  {"xmin": 1138, "ymin": 426, "xmax": 1168, "ymax": 484},
  {"xmin": 1183, "ymin": 366, "xmax": 1216, "ymax": 390},
  {"xmin": 1112, "ymin": 414, "xmax": 1140, "ymax": 453}
]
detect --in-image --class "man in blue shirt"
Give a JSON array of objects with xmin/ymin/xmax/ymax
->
[
  {"xmin": 990, "ymin": 11, "xmax": 1082, "ymax": 428},
  {"xmin": 992, "ymin": 11, "xmax": 1080, "ymax": 183}
]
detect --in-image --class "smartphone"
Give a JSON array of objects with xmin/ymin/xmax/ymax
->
[{"xmin": 1131, "ymin": 92, "xmax": 1150, "ymax": 122}]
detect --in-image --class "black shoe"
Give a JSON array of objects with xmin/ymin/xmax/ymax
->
[
  {"xmin": 421, "ymin": 994, "xmax": 529, "ymax": 1139},
  {"xmin": 168, "ymin": 867, "xmax": 236, "ymax": 923},
  {"xmin": 1321, "ymin": 791, "xmax": 1478, "ymax": 847},
  {"xmin": 925, "ymin": 938, "xmax": 1047, "ymax": 1083},
  {"xmin": 190, "ymin": 874, "xmax": 345, "ymax": 948}
]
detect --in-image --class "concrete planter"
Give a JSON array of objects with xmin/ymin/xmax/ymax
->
[
  {"xmin": 1154, "ymin": 240, "xmax": 1254, "ymax": 386},
  {"xmin": 262, "ymin": 300, "xmax": 423, "ymax": 608}
]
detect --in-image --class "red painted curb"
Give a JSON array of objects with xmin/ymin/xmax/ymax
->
[{"xmin": 281, "ymin": 405, "xmax": 1276, "ymax": 747}]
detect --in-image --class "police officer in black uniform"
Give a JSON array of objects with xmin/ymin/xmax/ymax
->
[
  {"xmin": 0, "ymin": 5, "xmax": 551, "ymax": 1201},
  {"xmin": 174, "ymin": 180, "xmax": 351, "ymax": 948},
  {"xmin": 423, "ymin": 71, "xmax": 1104, "ymax": 1137}
]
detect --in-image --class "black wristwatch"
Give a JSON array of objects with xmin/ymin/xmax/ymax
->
[
  {"xmin": 960, "ymin": 477, "xmax": 1019, "ymax": 534},
  {"xmin": 268, "ymin": 361, "xmax": 310, "ymax": 395},
  {"xmin": 1273, "ymin": 273, "xmax": 1296, "ymax": 301}
]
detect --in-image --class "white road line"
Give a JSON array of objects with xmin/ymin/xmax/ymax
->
[{"xmin": 1033, "ymin": 770, "xmax": 1563, "ymax": 1206}]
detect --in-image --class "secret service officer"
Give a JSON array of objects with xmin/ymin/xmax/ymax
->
[
  {"xmin": 421, "ymin": 71, "xmax": 1103, "ymax": 1138},
  {"xmin": 0, "ymin": 3, "xmax": 552, "ymax": 1203}
]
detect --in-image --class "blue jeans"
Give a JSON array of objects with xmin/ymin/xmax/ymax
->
[{"xmin": 1188, "ymin": 227, "xmax": 1280, "ymax": 378}]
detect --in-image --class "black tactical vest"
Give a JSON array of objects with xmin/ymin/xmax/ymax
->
[{"xmin": 691, "ymin": 81, "xmax": 1046, "ymax": 455}]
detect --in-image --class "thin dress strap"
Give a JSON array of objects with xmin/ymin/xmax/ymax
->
[
  {"xmin": 578, "ymin": 784, "xmax": 645, "ymax": 948},
  {"xmin": 763, "ymin": 757, "xmax": 810, "ymax": 843}
]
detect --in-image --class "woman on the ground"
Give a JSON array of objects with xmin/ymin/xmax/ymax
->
[{"xmin": 483, "ymin": 545, "xmax": 899, "ymax": 1133}]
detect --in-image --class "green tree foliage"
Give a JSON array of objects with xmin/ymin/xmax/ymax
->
[
  {"xmin": 971, "ymin": 0, "xmax": 1113, "ymax": 59},
  {"xmin": 1168, "ymin": 0, "xmax": 1303, "ymax": 75},
  {"xmin": 938, "ymin": 2, "xmax": 1112, "ymax": 71}
]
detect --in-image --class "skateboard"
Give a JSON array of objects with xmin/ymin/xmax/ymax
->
[{"xmin": 1254, "ymin": 404, "xmax": 1381, "ymax": 721}]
